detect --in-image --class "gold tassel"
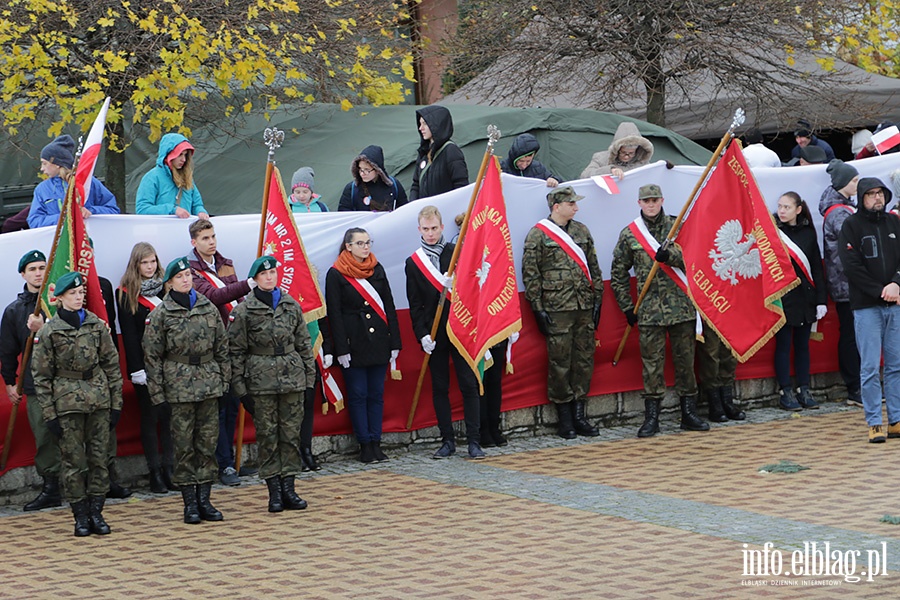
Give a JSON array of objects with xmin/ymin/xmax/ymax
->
[
  {"xmin": 506, "ymin": 362, "xmax": 514, "ymax": 375},
  {"xmin": 391, "ymin": 369, "xmax": 402, "ymax": 381},
  {"xmin": 810, "ymin": 332, "xmax": 823, "ymax": 342},
  {"xmin": 334, "ymin": 399, "xmax": 345, "ymax": 413}
]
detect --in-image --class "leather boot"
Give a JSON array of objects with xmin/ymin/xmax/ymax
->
[
  {"xmin": 88, "ymin": 495, "xmax": 111, "ymax": 535},
  {"xmin": 637, "ymin": 398, "xmax": 661, "ymax": 438},
  {"xmin": 71, "ymin": 499, "xmax": 91, "ymax": 537},
  {"xmin": 280, "ymin": 476, "xmax": 308, "ymax": 510},
  {"xmin": 720, "ymin": 385, "xmax": 746, "ymax": 420},
  {"xmin": 24, "ymin": 475, "xmax": 62, "ymax": 511},
  {"xmin": 372, "ymin": 441, "xmax": 389, "ymax": 462},
  {"xmin": 148, "ymin": 468, "xmax": 167, "ymax": 494},
  {"xmin": 266, "ymin": 477, "xmax": 284, "ymax": 513},
  {"xmin": 197, "ymin": 483, "xmax": 224, "ymax": 521},
  {"xmin": 181, "ymin": 486, "xmax": 201, "ymax": 524},
  {"xmin": 359, "ymin": 442, "xmax": 375, "ymax": 464},
  {"xmin": 162, "ymin": 465, "xmax": 178, "ymax": 491},
  {"xmin": 573, "ymin": 400, "xmax": 600, "ymax": 436},
  {"xmin": 797, "ymin": 385, "xmax": 819, "ymax": 409},
  {"xmin": 106, "ymin": 462, "xmax": 132, "ymax": 499},
  {"xmin": 680, "ymin": 395, "xmax": 710, "ymax": 431},
  {"xmin": 555, "ymin": 402, "xmax": 577, "ymax": 439},
  {"xmin": 707, "ymin": 387, "xmax": 728, "ymax": 423},
  {"xmin": 300, "ymin": 446, "xmax": 321, "ymax": 471}
]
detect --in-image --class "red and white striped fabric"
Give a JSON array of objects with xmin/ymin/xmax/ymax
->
[
  {"xmin": 590, "ymin": 174, "xmax": 620, "ymax": 195},
  {"xmin": 873, "ymin": 125, "xmax": 900, "ymax": 155},
  {"xmin": 74, "ymin": 97, "xmax": 111, "ymax": 206}
]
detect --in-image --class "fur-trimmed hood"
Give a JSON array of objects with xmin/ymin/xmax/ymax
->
[{"xmin": 351, "ymin": 145, "xmax": 392, "ymax": 186}]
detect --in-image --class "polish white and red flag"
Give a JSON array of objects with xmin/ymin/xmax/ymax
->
[
  {"xmin": 873, "ymin": 125, "xmax": 900, "ymax": 155},
  {"xmin": 590, "ymin": 174, "xmax": 620, "ymax": 195},
  {"xmin": 73, "ymin": 96, "xmax": 111, "ymax": 206}
]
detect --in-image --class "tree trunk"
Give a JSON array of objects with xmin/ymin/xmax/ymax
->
[
  {"xmin": 642, "ymin": 47, "xmax": 666, "ymax": 128},
  {"xmin": 104, "ymin": 121, "xmax": 127, "ymax": 213}
]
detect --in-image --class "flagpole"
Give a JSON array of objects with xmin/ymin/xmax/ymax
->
[
  {"xmin": 406, "ymin": 125, "xmax": 502, "ymax": 430},
  {"xmin": 612, "ymin": 109, "xmax": 746, "ymax": 366},
  {"xmin": 235, "ymin": 127, "xmax": 285, "ymax": 474}
]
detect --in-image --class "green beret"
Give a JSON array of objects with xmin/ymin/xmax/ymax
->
[
  {"xmin": 547, "ymin": 185, "xmax": 585, "ymax": 208},
  {"xmin": 163, "ymin": 257, "xmax": 191, "ymax": 282},
  {"xmin": 639, "ymin": 184, "xmax": 663, "ymax": 200},
  {"xmin": 18, "ymin": 249, "xmax": 46, "ymax": 273},
  {"xmin": 248, "ymin": 255, "xmax": 280, "ymax": 279},
  {"xmin": 54, "ymin": 271, "xmax": 83, "ymax": 296}
]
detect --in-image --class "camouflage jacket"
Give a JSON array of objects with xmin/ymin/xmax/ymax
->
[
  {"xmin": 522, "ymin": 218, "xmax": 603, "ymax": 312},
  {"xmin": 610, "ymin": 210, "xmax": 696, "ymax": 326},
  {"xmin": 32, "ymin": 310, "xmax": 122, "ymax": 421},
  {"xmin": 142, "ymin": 292, "xmax": 229, "ymax": 405},
  {"xmin": 227, "ymin": 291, "xmax": 316, "ymax": 397}
]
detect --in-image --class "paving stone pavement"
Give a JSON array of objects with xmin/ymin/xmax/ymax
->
[{"xmin": 1, "ymin": 401, "xmax": 898, "ymax": 598}]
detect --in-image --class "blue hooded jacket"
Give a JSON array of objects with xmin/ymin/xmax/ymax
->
[
  {"xmin": 135, "ymin": 133, "xmax": 206, "ymax": 216},
  {"xmin": 28, "ymin": 177, "xmax": 120, "ymax": 228}
]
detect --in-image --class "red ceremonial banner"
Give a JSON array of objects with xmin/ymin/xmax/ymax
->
[{"xmin": 678, "ymin": 141, "xmax": 798, "ymax": 361}]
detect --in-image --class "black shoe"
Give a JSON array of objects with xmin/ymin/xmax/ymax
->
[
  {"xmin": 680, "ymin": 395, "xmax": 710, "ymax": 431},
  {"xmin": 24, "ymin": 476, "xmax": 62, "ymax": 511},
  {"xmin": 300, "ymin": 446, "xmax": 321, "ymax": 471},
  {"xmin": 555, "ymin": 402, "xmax": 577, "ymax": 439},
  {"xmin": 491, "ymin": 430, "xmax": 508, "ymax": 447},
  {"xmin": 720, "ymin": 385, "xmax": 746, "ymax": 420},
  {"xmin": 238, "ymin": 465, "xmax": 258, "ymax": 477},
  {"xmin": 181, "ymin": 486, "xmax": 201, "ymax": 524},
  {"xmin": 480, "ymin": 429, "xmax": 497, "ymax": 448},
  {"xmin": 88, "ymin": 496, "xmax": 111, "ymax": 535},
  {"xmin": 71, "ymin": 499, "xmax": 91, "ymax": 537},
  {"xmin": 162, "ymin": 465, "xmax": 178, "ymax": 491},
  {"xmin": 372, "ymin": 441, "xmax": 389, "ymax": 462},
  {"xmin": 149, "ymin": 468, "xmax": 167, "ymax": 494},
  {"xmin": 280, "ymin": 476, "xmax": 308, "ymax": 510},
  {"xmin": 265, "ymin": 477, "xmax": 284, "ymax": 513},
  {"xmin": 637, "ymin": 398, "xmax": 661, "ymax": 438},
  {"xmin": 197, "ymin": 483, "xmax": 224, "ymax": 521},
  {"xmin": 432, "ymin": 440, "xmax": 455, "ymax": 459},
  {"xmin": 467, "ymin": 441, "xmax": 486, "ymax": 459},
  {"xmin": 359, "ymin": 442, "xmax": 376, "ymax": 464},
  {"xmin": 107, "ymin": 480, "xmax": 132, "ymax": 499},
  {"xmin": 706, "ymin": 387, "xmax": 728, "ymax": 423},
  {"xmin": 573, "ymin": 400, "xmax": 600, "ymax": 436}
]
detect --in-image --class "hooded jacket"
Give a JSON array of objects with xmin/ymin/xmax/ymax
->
[
  {"xmin": 838, "ymin": 178, "xmax": 900, "ymax": 310},
  {"xmin": 135, "ymin": 133, "xmax": 207, "ymax": 216},
  {"xmin": 410, "ymin": 106, "xmax": 469, "ymax": 200},
  {"xmin": 580, "ymin": 122, "xmax": 654, "ymax": 178},
  {"xmin": 500, "ymin": 133, "xmax": 556, "ymax": 181},
  {"xmin": 28, "ymin": 177, "xmax": 120, "ymax": 229},
  {"xmin": 818, "ymin": 185, "xmax": 856, "ymax": 302},
  {"xmin": 338, "ymin": 145, "xmax": 408, "ymax": 212}
]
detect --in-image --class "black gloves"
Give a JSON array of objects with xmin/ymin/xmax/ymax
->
[
  {"xmin": 46, "ymin": 418, "xmax": 62, "ymax": 438},
  {"xmin": 592, "ymin": 303, "xmax": 601, "ymax": 330},
  {"xmin": 655, "ymin": 246, "xmax": 670, "ymax": 264},
  {"xmin": 534, "ymin": 310, "xmax": 553, "ymax": 336},
  {"xmin": 109, "ymin": 409, "xmax": 121, "ymax": 430},
  {"xmin": 624, "ymin": 309, "xmax": 638, "ymax": 327}
]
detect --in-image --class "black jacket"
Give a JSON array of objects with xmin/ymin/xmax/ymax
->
[
  {"xmin": 338, "ymin": 145, "xmax": 408, "ymax": 212},
  {"xmin": 117, "ymin": 287, "xmax": 162, "ymax": 375},
  {"xmin": 410, "ymin": 106, "xmax": 469, "ymax": 200},
  {"xmin": 325, "ymin": 263, "xmax": 401, "ymax": 367},
  {"xmin": 405, "ymin": 244, "xmax": 454, "ymax": 342},
  {"xmin": 838, "ymin": 178, "xmax": 900, "ymax": 310},
  {"xmin": 500, "ymin": 133, "xmax": 556, "ymax": 182},
  {"xmin": 777, "ymin": 219, "xmax": 826, "ymax": 326},
  {"xmin": 0, "ymin": 285, "xmax": 40, "ymax": 395}
]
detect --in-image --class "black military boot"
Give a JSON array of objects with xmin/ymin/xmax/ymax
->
[
  {"xmin": 707, "ymin": 387, "xmax": 728, "ymax": 423},
  {"xmin": 573, "ymin": 400, "xmax": 600, "ymax": 436},
  {"xmin": 24, "ymin": 475, "xmax": 62, "ymax": 511},
  {"xmin": 280, "ymin": 476, "xmax": 308, "ymax": 510},
  {"xmin": 71, "ymin": 499, "xmax": 91, "ymax": 537},
  {"xmin": 300, "ymin": 446, "xmax": 321, "ymax": 471},
  {"xmin": 106, "ymin": 463, "xmax": 132, "ymax": 499},
  {"xmin": 88, "ymin": 496, "xmax": 111, "ymax": 535},
  {"xmin": 637, "ymin": 398, "xmax": 661, "ymax": 438},
  {"xmin": 162, "ymin": 465, "xmax": 178, "ymax": 491},
  {"xmin": 181, "ymin": 486, "xmax": 201, "ymax": 524},
  {"xmin": 680, "ymin": 395, "xmax": 710, "ymax": 431},
  {"xmin": 720, "ymin": 385, "xmax": 746, "ymax": 420},
  {"xmin": 555, "ymin": 402, "xmax": 577, "ymax": 439},
  {"xmin": 197, "ymin": 483, "xmax": 224, "ymax": 521},
  {"xmin": 148, "ymin": 468, "xmax": 167, "ymax": 494},
  {"xmin": 265, "ymin": 477, "xmax": 284, "ymax": 513}
]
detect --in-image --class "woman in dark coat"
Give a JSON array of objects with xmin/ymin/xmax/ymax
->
[
  {"xmin": 774, "ymin": 192, "xmax": 827, "ymax": 411},
  {"xmin": 325, "ymin": 228, "xmax": 401, "ymax": 463},
  {"xmin": 410, "ymin": 105, "xmax": 469, "ymax": 200},
  {"xmin": 338, "ymin": 145, "xmax": 408, "ymax": 212}
]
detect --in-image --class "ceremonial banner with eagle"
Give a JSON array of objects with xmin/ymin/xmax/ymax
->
[{"xmin": 677, "ymin": 141, "xmax": 798, "ymax": 361}]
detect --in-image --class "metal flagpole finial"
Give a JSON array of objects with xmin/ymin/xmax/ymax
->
[
  {"xmin": 487, "ymin": 124, "xmax": 501, "ymax": 150},
  {"xmin": 264, "ymin": 127, "xmax": 285, "ymax": 162},
  {"xmin": 74, "ymin": 135, "xmax": 85, "ymax": 161},
  {"xmin": 730, "ymin": 108, "xmax": 746, "ymax": 132}
]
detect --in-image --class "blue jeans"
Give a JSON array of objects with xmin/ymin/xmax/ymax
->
[
  {"xmin": 853, "ymin": 305, "xmax": 900, "ymax": 426},
  {"xmin": 342, "ymin": 364, "xmax": 388, "ymax": 444}
]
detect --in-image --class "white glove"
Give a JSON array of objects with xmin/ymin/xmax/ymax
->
[
  {"xmin": 337, "ymin": 354, "xmax": 351, "ymax": 369},
  {"xmin": 247, "ymin": 277, "xmax": 258, "ymax": 290},
  {"xmin": 420, "ymin": 335, "xmax": 436, "ymax": 355},
  {"xmin": 816, "ymin": 305, "xmax": 827, "ymax": 321},
  {"xmin": 391, "ymin": 349, "xmax": 399, "ymax": 361},
  {"xmin": 509, "ymin": 331, "xmax": 520, "ymax": 344},
  {"xmin": 130, "ymin": 370, "xmax": 147, "ymax": 386},
  {"xmin": 323, "ymin": 354, "xmax": 333, "ymax": 369},
  {"xmin": 440, "ymin": 272, "xmax": 454, "ymax": 291}
]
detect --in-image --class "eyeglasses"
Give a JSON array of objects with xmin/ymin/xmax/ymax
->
[
  {"xmin": 864, "ymin": 189, "xmax": 886, "ymax": 197},
  {"xmin": 351, "ymin": 240, "xmax": 374, "ymax": 248},
  {"xmin": 359, "ymin": 168, "xmax": 375, "ymax": 175}
]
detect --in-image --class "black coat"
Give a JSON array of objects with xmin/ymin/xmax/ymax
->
[
  {"xmin": 500, "ymin": 133, "xmax": 556, "ymax": 182},
  {"xmin": 777, "ymin": 220, "xmax": 826, "ymax": 326},
  {"xmin": 117, "ymin": 287, "xmax": 163, "ymax": 375},
  {"xmin": 325, "ymin": 263, "xmax": 401, "ymax": 367},
  {"xmin": 410, "ymin": 106, "xmax": 469, "ymax": 200},
  {"xmin": 338, "ymin": 145, "xmax": 408, "ymax": 212},
  {"xmin": 405, "ymin": 244, "xmax": 454, "ymax": 341},
  {"xmin": 0, "ymin": 285, "xmax": 39, "ymax": 395}
]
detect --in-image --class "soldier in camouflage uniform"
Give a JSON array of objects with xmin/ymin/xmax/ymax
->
[
  {"xmin": 228, "ymin": 256, "xmax": 316, "ymax": 513},
  {"xmin": 143, "ymin": 257, "xmax": 230, "ymax": 524},
  {"xmin": 611, "ymin": 184, "xmax": 709, "ymax": 437},
  {"xmin": 32, "ymin": 272, "xmax": 123, "ymax": 537},
  {"xmin": 522, "ymin": 186, "xmax": 603, "ymax": 439}
]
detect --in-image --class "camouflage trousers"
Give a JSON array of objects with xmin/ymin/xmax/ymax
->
[
  {"xmin": 545, "ymin": 309, "xmax": 595, "ymax": 405},
  {"xmin": 639, "ymin": 321, "xmax": 697, "ymax": 398},
  {"xmin": 58, "ymin": 410, "xmax": 110, "ymax": 502},
  {"xmin": 170, "ymin": 398, "xmax": 219, "ymax": 486},
  {"xmin": 255, "ymin": 392, "xmax": 304, "ymax": 480},
  {"xmin": 696, "ymin": 324, "xmax": 738, "ymax": 389},
  {"xmin": 26, "ymin": 395, "xmax": 60, "ymax": 477}
]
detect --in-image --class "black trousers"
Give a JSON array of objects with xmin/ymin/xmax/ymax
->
[
  {"xmin": 430, "ymin": 334, "xmax": 481, "ymax": 442},
  {"xmin": 480, "ymin": 340, "xmax": 508, "ymax": 435},
  {"xmin": 835, "ymin": 301, "xmax": 861, "ymax": 394},
  {"xmin": 134, "ymin": 383, "xmax": 174, "ymax": 471}
]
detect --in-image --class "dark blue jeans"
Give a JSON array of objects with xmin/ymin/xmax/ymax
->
[
  {"xmin": 342, "ymin": 364, "xmax": 388, "ymax": 444},
  {"xmin": 774, "ymin": 323, "xmax": 812, "ymax": 390}
]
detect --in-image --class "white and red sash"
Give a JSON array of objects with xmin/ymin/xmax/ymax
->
[
  {"xmin": 196, "ymin": 270, "xmax": 239, "ymax": 313},
  {"xmin": 317, "ymin": 348, "xmax": 344, "ymax": 414},
  {"xmin": 138, "ymin": 294, "xmax": 162, "ymax": 311},
  {"xmin": 628, "ymin": 217, "xmax": 702, "ymax": 335},
  {"xmin": 535, "ymin": 219, "xmax": 592, "ymax": 286},
  {"xmin": 410, "ymin": 248, "xmax": 446, "ymax": 293},
  {"xmin": 343, "ymin": 275, "xmax": 388, "ymax": 325},
  {"xmin": 777, "ymin": 230, "xmax": 815, "ymax": 288}
]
